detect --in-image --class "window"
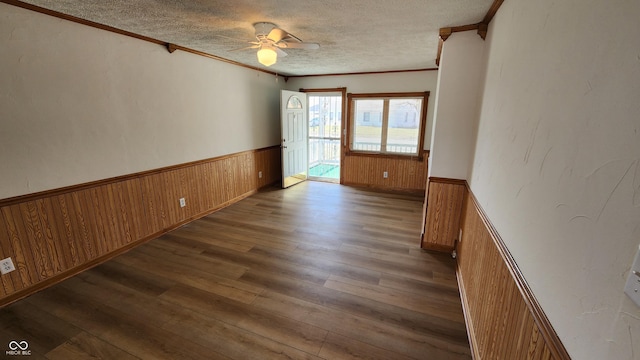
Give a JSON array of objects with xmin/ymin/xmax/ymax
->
[{"xmin": 348, "ymin": 92, "xmax": 428, "ymax": 157}]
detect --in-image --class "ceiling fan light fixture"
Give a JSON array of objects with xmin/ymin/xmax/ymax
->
[{"xmin": 257, "ymin": 47, "xmax": 277, "ymax": 66}]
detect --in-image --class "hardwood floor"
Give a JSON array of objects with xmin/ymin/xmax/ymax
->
[{"xmin": 0, "ymin": 181, "xmax": 471, "ymax": 359}]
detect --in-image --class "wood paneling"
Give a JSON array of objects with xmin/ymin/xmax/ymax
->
[
  {"xmin": 421, "ymin": 177, "xmax": 466, "ymax": 252},
  {"xmin": 342, "ymin": 151, "xmax": 428, "ymax": 194},
  {"xmin": 458, "ymin": 189, "xmax": 571, "ymax": 359},
  {"xmin": 0, "ymin": 146, "xmax": 280, "ymax": 306},
  {"xmin": 0, "ymin": 181, "xmax": 471, "ymax": 359}
]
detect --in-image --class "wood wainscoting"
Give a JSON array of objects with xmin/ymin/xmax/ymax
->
[
  {"xmin": 342, "ymin": 151, "xmax": 429, "ymax": 194},
  {"xmin": 421, "ymin": 177, "xmax": 466, "ymax": 252},
  {"xmin": 457, "ymin": 189, "xmax": 571, "ymax": 359},
  {"xmin": 0, "ymin": 146, "xmax": 281, "ymax": 307}
]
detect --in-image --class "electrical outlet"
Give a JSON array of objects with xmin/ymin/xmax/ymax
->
[
  {"xmin": 383, "ymin": 171, "xmax": 388, "ymax": 179},
  {"xmin": 259, "ymin": 171, "xmax": 263, "ymax": 179},
  {"xmin": 179, "ymin": 198, "xmax": 186, "ymax": 208},
  {"xmin": 0, "ymin": 257, "xmax": 15, "ymax": 275}
]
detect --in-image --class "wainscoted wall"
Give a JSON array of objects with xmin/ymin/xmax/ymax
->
[
  {"xmin": 0, "ymin": 146, "xmax": 280, "ymax": 306},
  {"xmin": 457, "ymin": 189, "xmax": 570, "ymax": 359},
  {"xmin": 342, "ymin": 151, "xmax": 428, "ymax": 194},
  {"xmin": 420, "ymin": 177, "xmax": 466, "ymax": 251}
]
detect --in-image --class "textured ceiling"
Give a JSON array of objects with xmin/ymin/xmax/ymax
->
[{"xmin": 21, "ymin": 0, "xmax": 495, "ymax": 76}]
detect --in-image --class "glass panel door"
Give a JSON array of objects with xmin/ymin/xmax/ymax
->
[{"xmin": 308, "ymin": 94, "xmax": 342, "ymax": 181}]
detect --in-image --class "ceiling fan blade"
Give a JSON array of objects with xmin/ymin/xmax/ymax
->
[
  {"xmin": 277, "ymin": 42, "xmax": 320, "ymax": 50},
  {"xmin": 275, "ymin": 47, "xmax": 288, "ymax": 57},
  {"xmin": 267, "ymin": 28, "xmax": 288, "ymax": 43}
]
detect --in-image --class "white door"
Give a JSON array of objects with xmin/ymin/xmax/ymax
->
[{"xmin": 281, "ymin": 90, "xmax": 308, "ymax": 188}]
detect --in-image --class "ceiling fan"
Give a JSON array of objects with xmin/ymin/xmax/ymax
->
[{"xmin": 238, "ymin": 22, "xmax": 320, "ymax": 67}]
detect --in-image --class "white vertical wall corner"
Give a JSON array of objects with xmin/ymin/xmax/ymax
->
[{"xmin": 429, "ymin": 30, "xmax": 486, "ymax": 180}]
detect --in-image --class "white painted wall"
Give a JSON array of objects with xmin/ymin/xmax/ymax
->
[
  {"xmin": 429, "ymin": 31, "xmax": 485, "ymax": 180},
  {"xmin": 468, "ymin": 0, "xmax": 640, "ymax": 358},
  {"xmin": 285, "ymin": 71, "xmax": 438, "ymax": 150},
  {"xmin": 0, "ymin": 3, "xmax": 284, "ymax": 199}
]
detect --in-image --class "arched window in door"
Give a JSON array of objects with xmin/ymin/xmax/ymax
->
[{"xmin": 286, "ymin": 96, "xmax": 303, "ymax": 110}]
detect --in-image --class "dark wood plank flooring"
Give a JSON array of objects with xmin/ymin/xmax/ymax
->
[{"xmin": 0, "ymin": 181, "xmax": 471, "ymax": 359}]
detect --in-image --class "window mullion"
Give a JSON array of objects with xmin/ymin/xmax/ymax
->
[{"xmin": 381, "ymin": 99, "xmax": 389, "ymax": 153}]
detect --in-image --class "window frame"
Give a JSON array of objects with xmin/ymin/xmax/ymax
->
[{"xmin": 346, "ymin": 92, "xmax": 429, "ymax": 160}]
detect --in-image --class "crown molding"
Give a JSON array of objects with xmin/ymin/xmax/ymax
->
[{"xmin": 436, "ymin": 0, "xmax": 505, "ymax": 65}]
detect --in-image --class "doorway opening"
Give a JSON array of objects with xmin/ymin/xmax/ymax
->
[{"xmin": 307, "ymin": 92, "xmax": 343, "ymax": 183}]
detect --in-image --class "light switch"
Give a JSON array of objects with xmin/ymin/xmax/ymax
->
[{"xmin": 623, "ymin": 244, "xmax": 640, "ymax": 307}]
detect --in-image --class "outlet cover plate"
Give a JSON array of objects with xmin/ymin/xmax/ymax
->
[
  {"xmin": 179, "ymin": 198, "xmax": 186, "ymax": 208},
  {"xmin": 624, "ymin": 245, "xmax": 640, "ymax": 307},
  {"xmin": 0, "ymin": 257, "xmax": 16, "ymax": 275}
]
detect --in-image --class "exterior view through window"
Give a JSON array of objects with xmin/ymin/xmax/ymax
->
[
  {"xmin": 308, "ymin": 94, "xmax": 342, "ymax": 180},
  {"xmin": 349, "ymin": 92, "xmax": 427, "ymax": 157}
]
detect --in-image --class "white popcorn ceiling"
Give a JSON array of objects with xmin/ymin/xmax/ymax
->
[{"xmin": 22, "ymin": 0, "xmax": 495, "ymax": 76}]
